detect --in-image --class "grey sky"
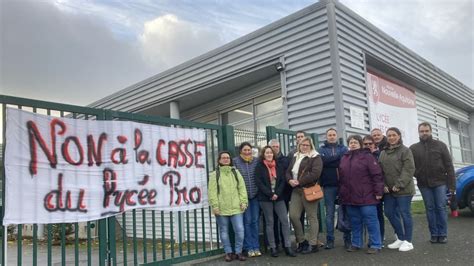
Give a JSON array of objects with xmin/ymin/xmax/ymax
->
[{"xmin": 1, "ymin": 0, "xmax": 472, "ymax": 106}]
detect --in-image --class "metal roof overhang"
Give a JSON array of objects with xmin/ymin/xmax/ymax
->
[{"xmin": 139, "ymin": 62, "xmax": 281, "ymax": 117}]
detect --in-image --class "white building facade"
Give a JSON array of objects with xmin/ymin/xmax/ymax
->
[{"xmin": 90, "ymin": 0, "xmax": 473, "ymax": 167}]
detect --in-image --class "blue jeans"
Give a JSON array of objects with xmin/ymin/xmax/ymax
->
[
  {"xmin": 323, "ymin": 186, "xmax": 338, "ymax": 241},
  {"xmin": 243, "ymin": 198, "xmax": 260, "ymax": 251},
  {"xmin": 347, "ymin": 205, "xmax": 382, "ymax": 249},
  {"xmin": 419, "ymin": 185, "xmax": 448, "ymax": 237},
  {"xmin": 216, "ymin": 214, "xmax": 244, "ymax": 254},
  {"xmin": 384, "ymin": 194, "xmax": 413, "ymax": 242}
]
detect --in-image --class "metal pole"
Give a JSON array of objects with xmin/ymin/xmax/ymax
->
[{"xmin": 3, "ymin": 223, "xmax": 7, "ymax": 266}]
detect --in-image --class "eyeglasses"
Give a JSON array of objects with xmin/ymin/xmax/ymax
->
[{"xmin": 363, "ymin": 142, "xmax": 374, "ymax": 146}]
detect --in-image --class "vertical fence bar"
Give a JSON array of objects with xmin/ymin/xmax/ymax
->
[
  {"xmin": 201, "ymin": 208, "xmax": 205, "ymax": 252},
  {"xmin": 33, "ymin": 224, "xmax": 38, "ymax": 266},
  {"xmin": 47, "ymin": 224, "xmax": 52, "ymax": 266},
  {"xmin": 121, "ymin": 213, "xmax": 128, "ymax": 266},
  {"xmin": 60, "ymin": 224, "xmax": 66, "ymax": 266},
  {"xmin": 87, "ymin": 222, "xmax": 92, "ymax": 266},
  {"xmin": 75, "ymin": 223, "xmax": 79, "ymax": 266},
  {"xmin": 210, "ymin": 129, "xmax": 217, "ymax": 170},
  {"xmin": 98, "ymin": 219, "xmax": 107, "ymax": 266},
  {"xmin": 17, "ymin": 225, "xmax": 22, "ymax": 266},
  {"xmin": 60, "ymin": 109, "xmax": 67, "ymax": 266},
  {"xmin": 186, "ymin": 211, "xmax": 190, "ymax": 255},
  {"xmin": 142, "ymin": 210, "xmax": 147, "ymax": 263},
  {"xmin": 132, "ymin": 210, "xmax": 137, "ymax": 265},
  {"xmin": 208, "ymin": 206, "xmax": 214, "ymax": 250},
  {"xmin": 152, "ymin": 211, "xmax": 157, "ymax": 261},
  {"xmin": 222, "ymin": 125, "xmax": 235, "ymax": 157},
  {"xmin": 1, "ymin": 103, "xmax": 5, "ymax": 266},
  {"xmin": 170, "ymin": 212, "xmax": 174, "ymax": 258},
  {"xmin": 194, "ymin": 209, "xmax": 198, "ymax": 253},
  {"xmin": 15, "ymin": 106, "xmax": 23, "ymax": 266},
  {"xmin": 160, "ymin": 211, "xmax": 165, "ymax": 260},
  {"xmin": 215, "ymin": 212, "xmax": 220, "ymax": 249},
  {"xmin": 310, "ymin": 132, "xmax": 326, "ymax": 233},
  {"xmin": 108, "ymin": 216, "xmax": 117, "ymax": 266},
  {"xmin": 178, "ymin": 211, "xmax": 183, "ymax": 257}
]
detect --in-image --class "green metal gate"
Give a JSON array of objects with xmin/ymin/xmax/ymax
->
[
  {"xmin": 265, "ymin": 126, "xmax": 326, "ymax": 233},
  {"xmin": 0, "ymin": 95, "xmax": 227, "ymax": 266},
  {"xmin": 0, "ymin": 95, "xmax": 329, "ymax": 266}
]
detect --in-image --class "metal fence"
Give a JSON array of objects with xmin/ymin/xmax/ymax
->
[
  {"xmin": 0, "ymin": 95, "xmax": 227, "ymax": 266},
  {"xmin": 0, "ymin": 96, "xmax": 327, "ymax": 266},
  {"xmin": 233, "ymin": 128, "xmax": 266, "ymax": 155}
]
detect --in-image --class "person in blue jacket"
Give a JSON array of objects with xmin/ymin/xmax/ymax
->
[
  {"xmin": 233, "ymin": 142, "xmax": 261, "ymax": 257},
  {"xmin": 317, "ymin": 128, "xmax": 348, "ymax": 249}
]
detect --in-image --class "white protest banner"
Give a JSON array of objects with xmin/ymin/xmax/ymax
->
[
  {"xmin": 366, "ymin": 72, "xmax": 419, "ymax": 145},
  {"xmin": 4, "ymin": 108, "xmax": 208, "ymax": 225}
]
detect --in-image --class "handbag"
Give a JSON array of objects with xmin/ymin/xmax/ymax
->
[
  {"xmin": 298, "ymin": 161, "xmax": 323, "ymax": 202},
  {"xmin": 303, "ymin": 183, "xmax": 323, "ymax": 202}
]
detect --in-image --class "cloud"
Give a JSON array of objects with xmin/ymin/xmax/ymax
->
[
  {"xmin": 139, "ymin": 14, "xmax": 224, "ymax": 69},
  {"xmin": 341, "ymin": 0, "xmax": 473, "ymax": 88},
  {"xmin": 1, "ymin": 0, "xmax": 471, "ymax": 109},
  {"xmin": 0, "ymin": 0, "xmax": 155, "ymax": 106}
]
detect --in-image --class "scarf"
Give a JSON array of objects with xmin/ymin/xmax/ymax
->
[
  {"xmin": 291, "ymin": 149, "xmax": 319, "ymax": 179},
  {"xmin": 263, "ymin": 160, "xmax": 276, "ymax": 182},
  {"xmin": 291, "ymin": 153, "xmax": 306, "ymax": 179},
  {"xmin": 240, "ymin": 154, "xmax": 253, "ymax": 163}
]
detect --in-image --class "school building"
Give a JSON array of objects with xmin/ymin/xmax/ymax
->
[{"xmin": 89, "ymin": 0, "xmax": 473, "ymax": 167}]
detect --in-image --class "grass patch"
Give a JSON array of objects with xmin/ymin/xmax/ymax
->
[{"xmin": 411, "ymin": 200, "xmax": 425, "ymax": 215}]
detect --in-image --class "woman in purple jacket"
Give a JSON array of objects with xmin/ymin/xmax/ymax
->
[{"xmin": 339, "ymin": 135, "xmax": 384, "ymax": 254}]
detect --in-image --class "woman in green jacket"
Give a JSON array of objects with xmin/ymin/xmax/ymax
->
[
  {"xmin": 379, "ymin": 127, "xmax": 416, "ymax": 252},
  {"xmin": 208, "ymin": 151, "xmax": 248, "ymax": 262}
]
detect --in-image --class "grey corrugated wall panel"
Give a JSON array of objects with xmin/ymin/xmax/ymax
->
[
  {"xmin": 333, "ymin": 2, "xmax": 473, "ymax": 119},
  {"xmin": 417, "ymin": 90, "xmax": 470, "ymax": 123},
  {"xmin": 89, "ymin": 4, "xmax": 329, "ymax": 113},
  {"xmin": 87, "ymin": 3, "xmax": 338, "ymax": 137}
]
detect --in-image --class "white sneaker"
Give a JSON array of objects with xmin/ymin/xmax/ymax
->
[
  {"xmin": 387, "ymin": 239, "xmax": 404, "ymax": 249},
  {"xmin": 399, "ymin": 241, "xmax": 414, "ymax": 252}
]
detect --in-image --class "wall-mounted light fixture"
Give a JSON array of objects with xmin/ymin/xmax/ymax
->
[{"xmin": 275, "ymin": 62, "xmax": 285, "ymax": 72}]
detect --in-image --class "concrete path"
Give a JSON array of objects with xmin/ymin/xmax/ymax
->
[{"xmin": 193, "ymin": 210, "xmax": 474, "ymax": 266}]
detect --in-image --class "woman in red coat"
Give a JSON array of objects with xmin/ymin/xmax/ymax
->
[{"xmin": 339, "ymin": 135, "xmax": 384, "ymax": 254}]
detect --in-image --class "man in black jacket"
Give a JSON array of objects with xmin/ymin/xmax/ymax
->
[
  {"xmin": 371, "ymin": 128, "xmax": 388, "ymax": 151},
  {"xmin": 410, "ymin": 122, "xmax": 455, "ymax": 244}
]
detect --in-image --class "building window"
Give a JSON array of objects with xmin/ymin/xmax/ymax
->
[
  {"xmin": 222, "ymin": 97, "xmax": 283, "ymax": 147},
  {"xmin": 222, "ymin": 103, "xmax": 254, "ymax": 131},
  {"xmin": 436, "ymin": 115, "xmax": 472, "ymax": 163}
]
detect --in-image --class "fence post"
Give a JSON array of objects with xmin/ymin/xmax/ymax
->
[
  {"xmin": 310, "ymin": 132, "xmax": 326, "ymax": 233},
  {"xmin": 99, "ymin": 110, "xmax": 112, "ymax": 266},
  {"xmin": 222, "ymin": 125, "xmax": 236, "ymax": 157},
  {"xmin": 310, "ymin": 133, "xmax": 319, "ymax": 148},
  {"xmin": 266, "ymin": 126, "xmax": 277, "ymax": 141}
]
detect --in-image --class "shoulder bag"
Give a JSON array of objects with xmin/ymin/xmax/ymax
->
[{"xmin": 299, "ymin": 159, "xmax": 323, "ymax": 202}]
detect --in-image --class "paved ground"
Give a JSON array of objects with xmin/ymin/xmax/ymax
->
[{"xmin": 192, "ymin": 209, "xmax": 474, "ymax": 266}]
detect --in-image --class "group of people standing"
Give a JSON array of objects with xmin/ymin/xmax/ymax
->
[{"xmin": 207, "ymin": 122, "xmax": 455, "ymax": 262}]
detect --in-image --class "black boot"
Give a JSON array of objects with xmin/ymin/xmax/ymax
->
[
  {"xmin": 270, "ymin": 248, "xmax": 279, "ymax": 257},
  {"xmin": 325, "ymin": 240, "xmax": 334, "ymax": 249},
  {"xmin": 295, "ymin": 240, "xmax": 309, "ymax": 253},
  {"xmin": 302, "ymin": 244, "xmax": 319, "ymax": 254},
  {"xmin": 285, "ymin": 247, "xmax": 296, "ymax": 257}
]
